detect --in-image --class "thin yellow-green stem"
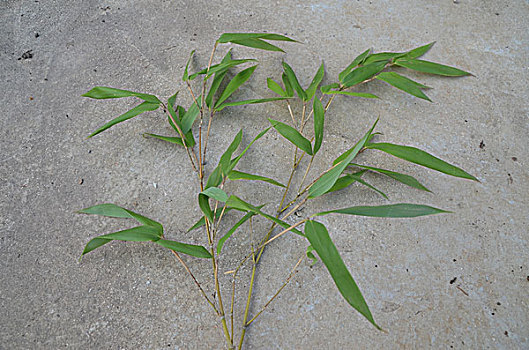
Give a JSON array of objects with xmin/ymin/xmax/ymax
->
[
  {"xmin": 245, "ymin": 255, "xmax": 304, "ymax": 326},
  {"xmin": 286, "ymin": 101, "xmax": 296, "ymax": 127}
]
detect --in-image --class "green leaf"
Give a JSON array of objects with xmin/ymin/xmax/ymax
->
[
  {"xmin": 217, "ymin": 211, "xmax": 255, "ymax": 255},
  {"xmin": 342, "ymin": 61, "xmax": 387, "ymax": 88},
  {"xmin": 376, "ymin": 72, "xmax": 431, "ymax": 101},
  {"xmin": 205, "ymin": 166, "xmax": 223, "ymax": 189},
  {"xmin": 226, "ymin": 196, "xmax": 303, "ymax": 236},
  {"xmin": 189, "ymin": 59, "xmax": 257, "ymax": 81},
  {"xmin": 306, "ymin": 245, "xmax": 318, "ymax": 265},
  {"xmin": 188, "ymin": 208, "xmax": 234, "ymax": 232},
  {"xmin": 182, "ymin": 50, "xmax": 195, "ymax": 81},
  {"xmin": 323, "ymin": 90, "xmax": 379, "ymax": 99},
  {"xmin": 394, "ymin": 58, "xmax": 471, "ymax": 77},
  {"xmin": 282, "ymin": 73, "xmax": 294, "ymax": 97},
  {"xmin": 88, "ymin": 101, "xmax": 160, "ymax": 138},
  {"xmin": 219, "ymin": 130, "xmax": 243, "ymax": 176},
  {"xmin": 229, "ymin": 127, "xmax": 271, "ymax": 172},
  {"xmin": 339, "ymin": 49, "xmax": 371, "ymax": 83},
  {"xmin": 82, "ymin": 225, "xmax": 161, "ymax": 256},
  {"xmin": 315, "ymin": 203, "xmax": 449, "ymax": 218},
  {"xmin": 214, "ymin": 65, "xmax": 257, "ymax": 108},
  {"xmin": 304, "ymin": 220, "xmax": 380, "ymax": 329},
  {"xmin": 82, "ymin": 86, "xmax": 161, "ymax": 104},
  {"xmin": 215, "ymin": 97, "xmax": 289, "ymax": 111},
  {"xmin": 313, "ymin": 98, "xmax": 324, "ymax": 154},
  {"xmin": 305, "ymin": 62, "xmax": 325, "ymax": 100},
  {"xmin": 206, "ymin": 50, "xmax": 233, "ymax": 108},
  {"xmin": 78, "ymin": 203, "xmax": 162, "ymax": 229},
  {"xmin": 227, "ymin": 170, "xmax": 285, "ymax": 187},
  {"xmin": 217, "ymin": 33, "xmax": 297, "ymax": 43},
  {"xmin": 365, "ymin": 143, "xmax": 477, "ymax": 180},
  {"xmin": 321, "ymin": 83, "xmax": 340, "ymax": 94},
  {"xmin": 282, "ymin": 62, "xmax": 307, "ymax": 100},
  {"xmin": 156, "ymin": 239, "xmax": 212, "ymax": 259},
  {"xmin": 198, "ymin": 194, "xmax": 214, "ymax": 222},
  {"xmin": 269, "ymin": 118, "xmax": 313, "ymax": 155},
  {"xmin": 144, "ymin": 132, "xmax": 195, "ymax": 148},
  {"xmin": 180, "ymin": 96, "xmax": 201, "ymax": 134},
  {"xmin": 363, "ymin": 52, "xmax": 407, "ymax": 65},
  {"xmin": 350, "ymin": 163, "xmax": 430, "ymax": 192},
  {"xmin": 325, "ymin": 170, "xmax": 367, "ymax": 193},
  {"xmin": 267, "ymin": 78, "xmax": 286, "ymax": 97},
  {"xmin": 168, "ymin": 91, "xmax": 179, "ymax": 110},
  {"xmin": 404, "ymin": 42, "xmax": 435, "ymax": 59},
  {"xmin": 201, "ymin": 187, "xmax": 229, "ymax": 203},
  {"xmin": 231, "ymin": 38, "xmax": 285, "ymax": 52},
  {"xmin": 308, "ymin": 119, "xmax": 378, "ymax": 198}
]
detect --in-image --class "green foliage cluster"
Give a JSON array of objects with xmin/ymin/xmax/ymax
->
[{"xmin": 80, "ymin": 32, "xmax": 474, "ymax": 348}]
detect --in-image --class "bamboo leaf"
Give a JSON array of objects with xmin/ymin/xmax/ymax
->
[
  {"xmin": 306, "ymin": 245, "xmax": 318, "ymax": 265},
  {"xmin": 218, "ymin": 33, "xmax": 297, "ymax": 43},
  {"xmin": 217, "ymin": 211, "xmax": 255, "ymax": 255},
  {"xmin": 341, "ymin": 61, "xmax": 387, "ymax": 88},
  {"xmin": 376, "ymin": 72, "xmax": 431, "ymax": 101},
  {"xmin": 230, "ymin": 38, "xmax": 284, "ymax": 52},
  {"xmin": 282, "ymin": 62, "xmax": 307, "ymax": 100},
  {"xmin": 78, "ymin": 203, "xmax": 162, "ymax": 229},
  {"xmin": 215, "ymin": 65, "xmax": 257, "ymax": 108},
  {"xmin": 394, "ymin": 59, "xmax": 471, "ymax": 77},
  {"xmin": 205, "ymin": 50, "xmax": 233, "ymax": 108},
  {"xmin": 339, "ymin": 49, "xmax": 371, "ymax": 83},
  {"xmin": 82, "ymin": 226, "xmax": 161, "ymax": 256},
  {"xmin": 320, "ymin": 83, "xmax": 340, "ymax": 93},
  {"xmin": 82, "ymin": 86, "xmax": 161, "ymax": 104},
  {"xmin": 188, "ymin": 208, "xmax": 234, "ymax": 232},
  {"xmin": 189, "ymin": 59, "xmax": 257, "ymax": 81},
  {"xmin": 267, "ymin": 78, "xmax": 286, "ymax": 97},
  {"xmin": 282, "ymin": 73, "xmax": 294, "ymax": 97},
  {"xmin": 304, "ymin": 220, "xmax": 380, "ymax": 329},
  {"xmin": 313, "ymin": 98, "xmax": 324, "ymax": 154},
  {"xmin": 168, "ymin": 91, "xmax": 179, "ymax": 109},
  {"xmin": 269, "ymin": 118, "xmax": 313, "ymax": 155},
  {"xmin": 305, "ymin": 62, "xmax": 325, "ymax": 100},
  {"xmin": 350, "ymin": 163, "xmax": 430, "ymax": 192},
  {"xmin": 182, "ymin": 50, "xmax": 195, "ymax": 81},
  {"xmin": 198, "ymin": 194, "xmax": 214, "ymax": 222},
  {"xmin": 363, "ymin": 52, "xmax": 406, "ymax": 65},
  {"xmin": 227, "ymin": 170, "xmax": 285, "ymax": 187},
  {"xmin": 226, "ymin": 196, "xmax": 303, "ymax": 236},
  {"xmin": 315, "ymin": 203, "xmax": 449, "ymax": 218},
  {"xmin": 308, "ymin": 119, "xmax": 378, "ymax": 198},
  {"xmin": 325, "ymin": 170, "xmax": 367, "ymax": 193},
  {"xmin": 88, "ymin": 101, "xmax": 160, "ymax": 138},
  {"xmin": 156, "ymin": 239, "xmax": 212, "ymax": 259},
  {"xmin": 219, "ymin": 130, "xmax": 243, "ymax": 176},
  {"xmin": 323, "ymin": 90, "xmax": 379, "ymax": 99},
  {"xmin": 180, "ymin": 96, "xmax": 201, "ymax": 134},
  {"xmin": 144, "ymin": 132, "xmax": 195, "ymax": 148},
  {"xmin": 229, "ymin": 127, "xmax": 271, "ymax": 172},
  {"xmin": 215, "ymin": 97, "xmax": 289, "ymax": 111},
  {"xmin": 404, "ymin": 42, "xmax": 435, "ymax": 59},
  {"xmin": 365, "ymin": 143, "xmax": 478, "ymax": 180},
  {"xmin": 201, "ymin": 187, "xmax": 229, "ymax": 203}
]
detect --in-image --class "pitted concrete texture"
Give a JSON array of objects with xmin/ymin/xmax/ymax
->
[{"xmin": 1, "ymin": 0, "xmax": 528, "ymax": 349}]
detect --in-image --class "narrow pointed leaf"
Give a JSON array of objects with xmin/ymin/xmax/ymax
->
[
  {"xmin": 267, "ymin": 78, "xmax": 286, "ymax": 97},
  {"xmin": 321, "ymin": 83, "xmax": 340, "ymax": 93},
  {"xmin": 282, "ymin": 62, "xmax": 307, "ymax": 100},
  {"xmin": 394, "ymin": 59, "xmax": 471, "ymax": 76},
  {"xmin": 313, "ymin": 98, "xmax": 324, "ymax": 154},
  {"xmin": 315, "ymin": 203, "xmax": 449, "ymax": 218},
  {"xmin": 168, "ymin": 91, "xmax": 179, "ymax": 109},
  {"xmin": 231, "ymin": 38, "xmax": 284, "ymax": 52},
  {"xmin": 205, "ymin": 166, "xmax": 223, "ymax": 189},
  {"xmin": 206, "ymin": 50, "xmax": 232, "ymax": 108},
  {"xmin": 88, "ymin": 101, "xmax": 159, "ymax": 138},
  {"xmin": 325, "ymin": 170, "xmax": 367, "ymax": 193},
  {"xmin": 228, "ymin": 170, "xmax": 285, "ymax": 187},
  {"xmin": 404, "ymin": 42, "xmax": 435, "ymax": 59},
  {"xmin": 308, "ymin": 119, "xmax": 378, "ymax": 198},
  {"xmin": 188, "ymin": 208, "xmax": 234, "ymax": 232},
  {"xmin": 201, "ymin": 187, "xmax": 229, "ymax": 203},
  {"xmin": 82, "ymin": 87, "xmax": 161, "ymax": 104},
  {"xmin": 226, "ymin": 196, "xmax": 303, "ymax": 236},
  {"xmin": 182, "ymin": 50, "xmax": 195, "ymax": 81},
  {"xmin": 82, "ymin": 237, "xmax": 111, "ymax": 256},
  {"xmin": 217, "ymin": 211, "xmax": 255, "ymax": 255},
  {"xmin": 305, "ymin": 62, "xmax": 325, "ymax": 100},
  {"xmin": 269, "ymin": 118, "xmax": 313, "ymax": 155},
  {"xmin": 156, "ymin": 239, "xmax": 212, "ymax": 259},
  {"xmin": 350, "ymin": 163, "xmax": 430, "ymax": 192},
  {"xmin": 82, "ymin": 225, "xmax": 162, "ymax": 256},
  {"xmin": 366, "ymin": 143, "xmax": 477, "ymax": 180},
  {"xmin": 363, "ymin": 52, "xmax": 406, "ymax": 65},
  {"xmin": 339, "ymin": 49, "xmax": 371, "ymax": 83},
  {"xmin": 342, "ymin": 61, "xmax": 387, "ymax": 88},
  {"xmin": 323, "ymin": 90, "xmax": 379, "ymax": 99},
  {"xmin": 280, "ymin": 73, "xmax": 294, "ymax": 97},
  {"xmin": 218, "ymin": 33, "xmax": 296, "ymax": 43},
  {"xmin": 144, "ymin": 132, "xmax": 195, "ymax": 147},
  {"xmin": 189, "ymin": 59, "xmax": 257, "ymax": 81},
  {"xmin": 181, "ymin": 96, "xmax": 201, "ymax": 134},
  {"xmin": 219, "ymin": 129, "xmax": 243, "ymax": 176},
  {"xmin": 376, "ymin": 72, "xmax": 431, "ymax": 101},
  {"xmin": 198, "ymin": 194, "xmax": 213, "ymax": 222},
  {"xmin": 304, "ymin": 220, "xmax": 380, "ymax": 329},
  {"xmin": 78, "ymin": 203, "xmax": 162, "ymax": 229},
  {"xmin": 229, "ymin": 127, "xmax": 271, "ymax": 172},
  {"xmin": 215, "ymin": 97, "xmax": 289, "ymax": 111},
  {"xmin": 215, "ymin": 65, "xmax": 257, "ymax": 108}
]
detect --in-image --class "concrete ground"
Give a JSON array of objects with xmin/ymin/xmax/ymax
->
[{"xmin": 1, "ymin": 0, "xmax": 528, "ymax": 349}]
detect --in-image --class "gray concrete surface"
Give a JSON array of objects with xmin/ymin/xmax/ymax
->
[{"xmin": 1, "ymin": 0, "xmax": 528, "ymax": 349}]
